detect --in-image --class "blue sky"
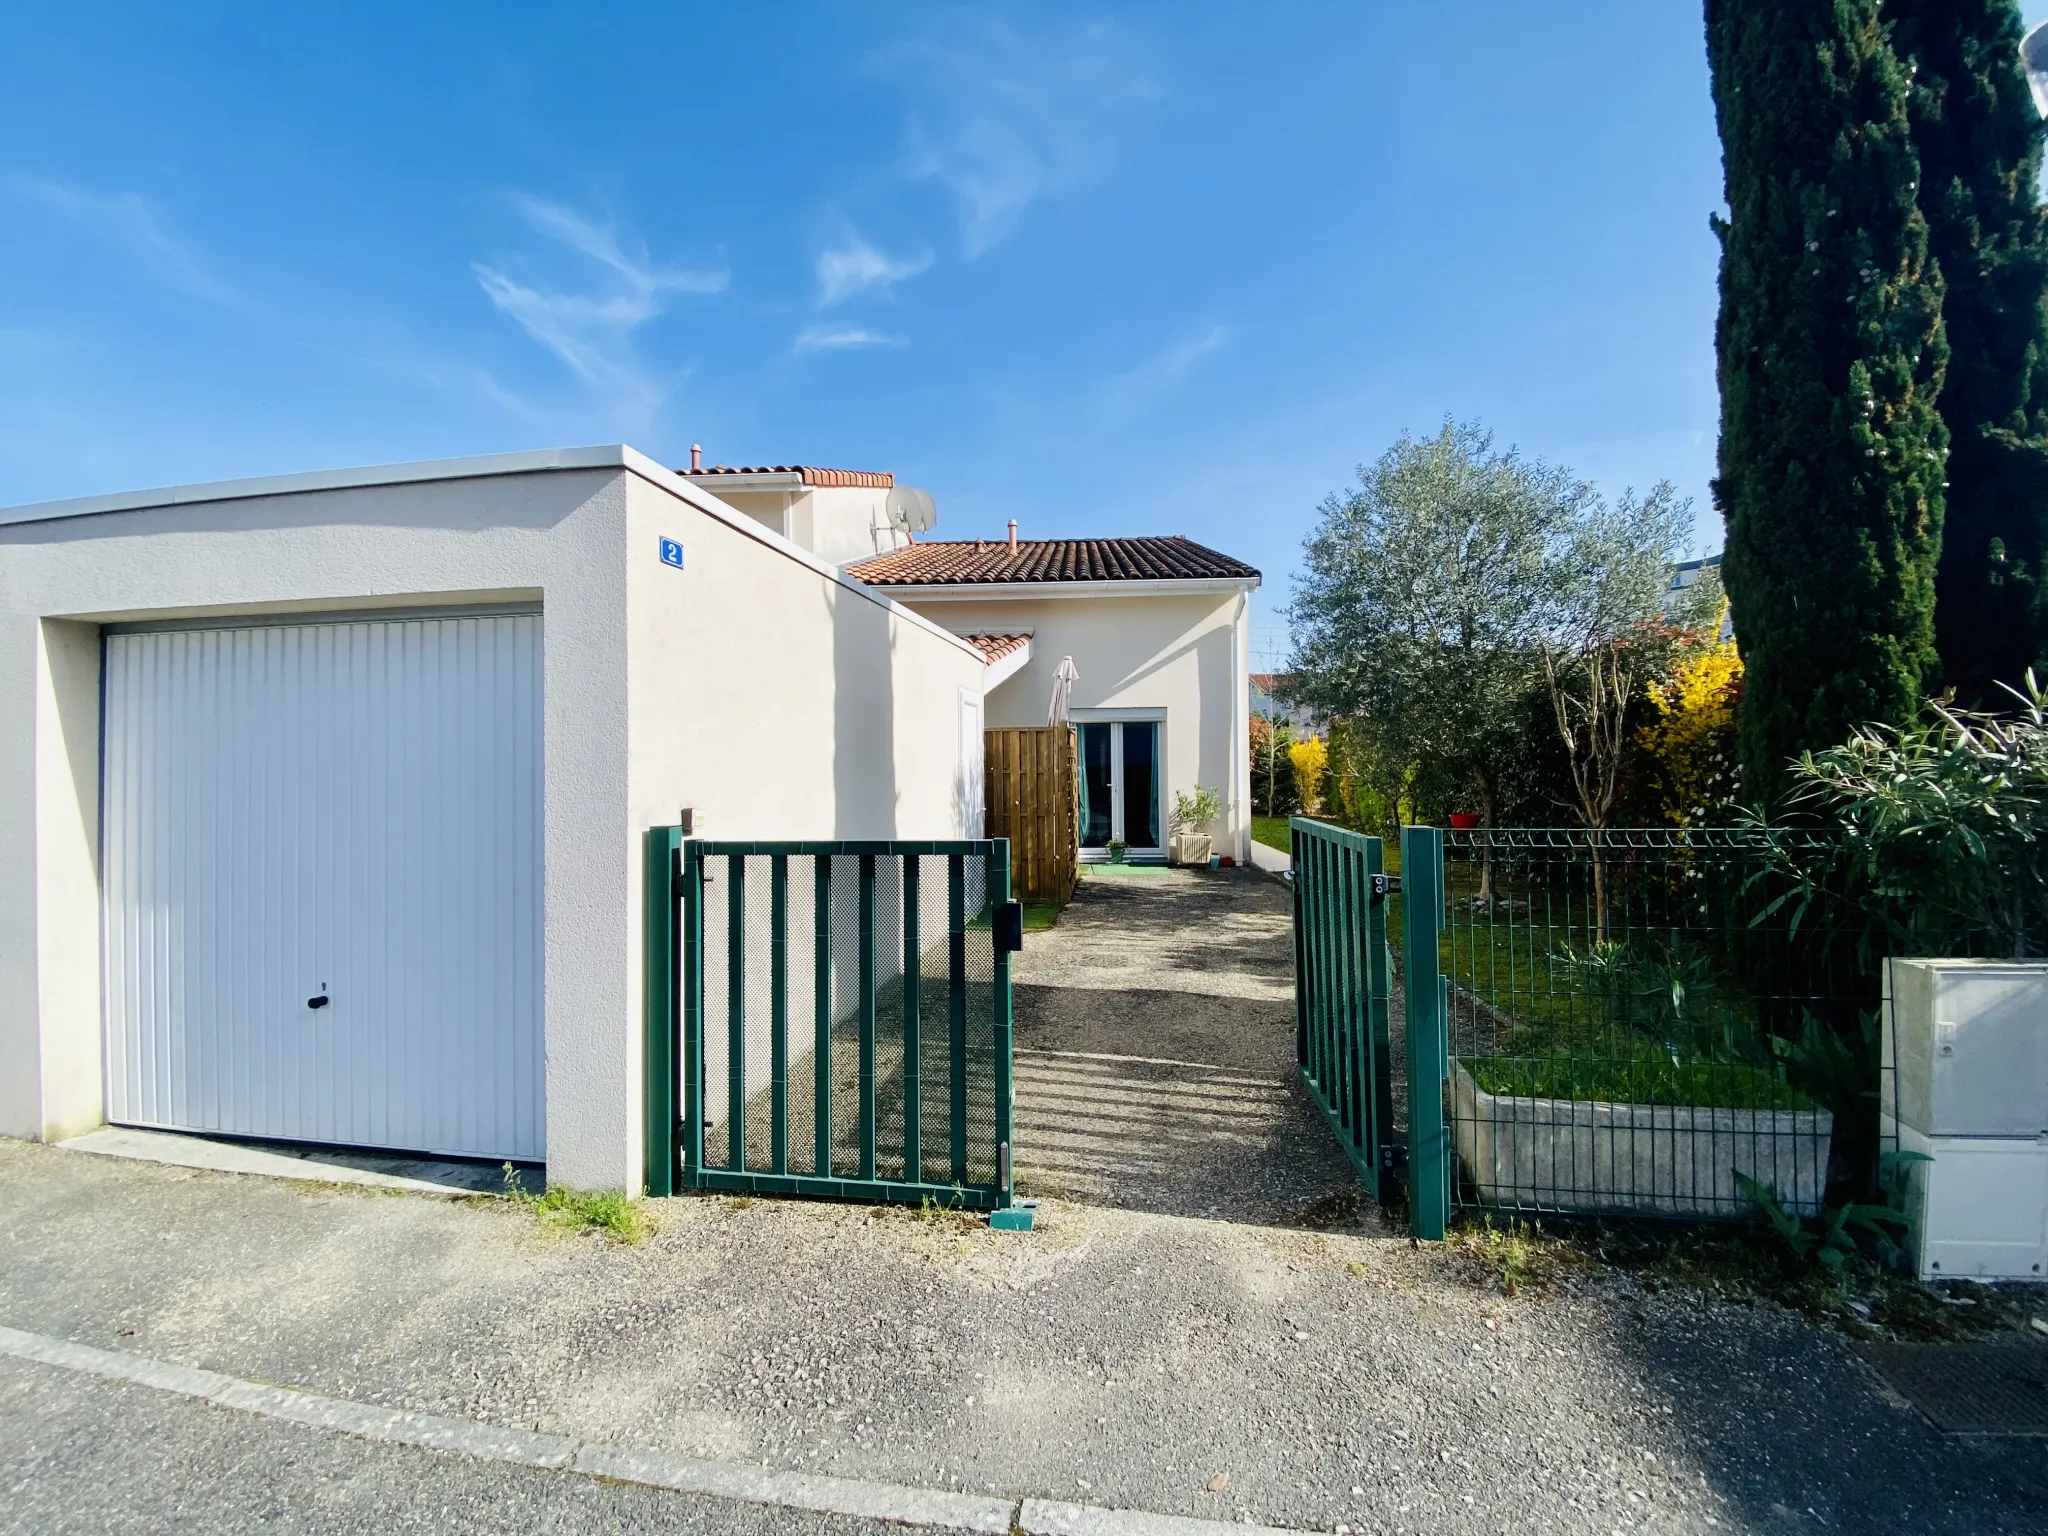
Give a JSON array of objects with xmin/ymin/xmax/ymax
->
[{"xmin": 4, "ymin": 3, "xmax": 1982, "ymax": 667}]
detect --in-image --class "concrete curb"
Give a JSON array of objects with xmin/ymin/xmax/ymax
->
[
  {"xmin": 0, "ymin": 1323, "xmax": 1301, "ymax": 1536},
  {"xmin": 1021, "ymin": 1498, "xmax": 1296, "ymax": 1535}
]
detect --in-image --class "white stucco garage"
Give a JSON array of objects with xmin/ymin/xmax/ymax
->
[{"xmin": 0, "ymin": 446, "xmax": 984, "ymax": 1191}]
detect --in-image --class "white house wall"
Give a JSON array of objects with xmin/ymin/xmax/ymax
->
[
  {"xmin": 625, "ymin": 476, "xmax": 984, "ymax": 1145},
  {"xmin": 900, "ymin": 592, "xmax": 1251, "ymax": 860}
]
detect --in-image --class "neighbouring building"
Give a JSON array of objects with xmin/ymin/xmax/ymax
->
[
  {"xmin": 677, "ymin": 456, "xmax": 1263, "ymax": 865},
  {"xmin": 844, "ymin": 534, "xmax": 1260, "ymax": 865},
  {"xmin": 1250, "ymin": 672, "xmax": 1322, "ymax": 738}
]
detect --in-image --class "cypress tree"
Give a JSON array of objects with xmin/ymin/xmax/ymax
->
[
  {"xmin": 1888, "ymin": 0, "xmax": 2048, "ymax": 706},
  {"xmin": 1706, "ymin": 0, "xmax": 1948, "ymax": 798}
]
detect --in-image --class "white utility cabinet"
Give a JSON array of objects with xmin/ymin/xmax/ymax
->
[{"xmin": 1884, "ymin": 960, "xmax": 2048, "ymax": 1281}]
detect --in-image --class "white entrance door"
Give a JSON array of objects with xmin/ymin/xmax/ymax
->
[
  {"xmin": 101, "ymin": 611, "xmax": 545, "ymax": 1161},
  {"xmin": 1078, "ymin": 719, "xmax": 1163, "ymax": 857}
]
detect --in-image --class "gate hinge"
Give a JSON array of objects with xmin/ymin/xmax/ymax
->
[
  {"xmin": 1379, "ymin": 1142, "xmax": 1410, "ymax": 1173},
  {"xmin": 1369, "ymin": 874, "xmax": 1402, "ymax": 900}
]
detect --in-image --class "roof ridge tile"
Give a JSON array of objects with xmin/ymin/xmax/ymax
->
[{"xmin": 844, "ymin": 534, "xmax": 1258, "ymax": 587}]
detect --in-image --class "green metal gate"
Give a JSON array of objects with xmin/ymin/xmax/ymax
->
[
  {"xmin": 1398, "ymin": 825, "xmax": 1450, "ymax": 1239},
  {"xmin": 1291, "ymin": 817, "xmax": 1396, "ymax": 1201},
  {"xmin": 644, "ymin": 834, "xmax": 1024, "ymax": 1212}
]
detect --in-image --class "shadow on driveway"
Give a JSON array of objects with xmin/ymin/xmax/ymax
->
[{"xmin": 1011, "ymin": 868, "xmax": 1367, "ymax": 1227}]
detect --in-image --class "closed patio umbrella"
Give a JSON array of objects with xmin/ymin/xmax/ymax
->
[{"xmin": 1047, "ymin": 655, "xmax": 1079, "ymax": 725}]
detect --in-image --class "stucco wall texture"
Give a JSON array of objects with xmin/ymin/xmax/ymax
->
[
  {"xmin": 899, "ymin": 591, "xmax": 1252, "ymax": 862},
  {"xmin": 0, "ymin": 448, "xmax": 982, "ymax": 1193}
]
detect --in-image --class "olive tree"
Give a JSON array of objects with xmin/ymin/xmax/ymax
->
[
  {"xmin": 1287, "ymin": 420, "xmax": 1695, "ymax": 857},
  {"xmin": 1540, "ymin": 493, "xmax": 1705, "ymax": 932}
]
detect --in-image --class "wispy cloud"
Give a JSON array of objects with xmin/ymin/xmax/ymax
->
[
  {"xmin": 816, "ymin": 232, "xmax": 931, "ymax": 306},
  {"xmin": 873, "ymin": 16, "xmax": 1156, "ymax": 258},
  {"xmin": 795, "ymin": 324, "xmax": 907, "ymax": 353},
  {"xmin": 1097, "ymin": 323, "xmax": 1230, "ymax": 418},
  {"xmin": 10, "ymin": 177, "xmax": 242, "ymax": 307},
  {"xmin": 473, "ymin": 195, "xmax": 727, "ymax": 428}
]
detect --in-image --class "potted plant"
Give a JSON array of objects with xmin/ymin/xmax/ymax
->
[
  {"xmin": 1168, "ymin": 786, "xmax": 1221, "ymax": 867},
  {"xmin": 1105, "ymin": 838, "xmax": 1128, "ymax": 864}
]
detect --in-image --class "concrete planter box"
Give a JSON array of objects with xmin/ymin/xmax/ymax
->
[
  {"xmin": 1169, "ymin": 833, "xmax": 1213, "ymax": 867},
  {"xmin": 1449, "ymin": 1061, "xmax": 1833, "ymax": 1219}
]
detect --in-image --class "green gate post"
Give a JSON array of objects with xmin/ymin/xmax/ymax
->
[
  {"xmin": 1401, "ymin": 825, "xmax": 1450, "ymax": 1240},
  {"xmin": 992, "ymin": 840, "xmax": 1016, "ymax": 1208},
  {"xmin": 681, "ymin": 840, "xmax": 705, "ymax": 1184},
  {"xmin": 643, "ymin": 826, "xmax": 683, "ymax": 1197}
]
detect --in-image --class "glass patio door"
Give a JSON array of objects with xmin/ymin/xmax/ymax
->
[{"xmin": 1077, "ymin": 720, "xmax": 1161, "ymax": 854}]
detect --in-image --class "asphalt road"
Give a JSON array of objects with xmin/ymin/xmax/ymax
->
[{"xmin": 0, "ymin": 1353, "xmax": 895, "ymax": 1536}]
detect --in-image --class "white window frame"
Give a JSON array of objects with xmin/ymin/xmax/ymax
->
[{"xmin": 1071, "ymin": 709, "xmax": 1167, "ymax": 860}]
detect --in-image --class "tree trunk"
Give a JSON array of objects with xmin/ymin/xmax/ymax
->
[
  {"xmin": 1588, "ymin": 825, "xmax": 1610, "ymax": 946},
  {"xmin": 1475, "ymin": 772, "xmax": 1498, "ymax": 905}
]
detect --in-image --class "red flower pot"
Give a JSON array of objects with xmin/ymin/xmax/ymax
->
[{"xmin": 1448, "ymin": 813, "xmax": 1481, "ymax": 830}]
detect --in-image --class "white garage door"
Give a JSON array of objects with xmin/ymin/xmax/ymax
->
[{"xmin": 102, "ymin": 610, "xmax": 545, "ymax": 1162}]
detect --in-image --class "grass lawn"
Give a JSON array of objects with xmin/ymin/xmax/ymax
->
[
  {"xmin": 1386, "ymin": 851, "xmax": 1790, "ymax": 1108},
  {"xmin": 1022, "ymin": 901, "xmax": 1062, "ymax": 932},
  {"xmin": 1251, "ymin": 816, "xmax": 1291, "ymax": 853},
  {"xmin": 1462, "ymin": 1053, "xmax": 1812, "ymax": 1112}
]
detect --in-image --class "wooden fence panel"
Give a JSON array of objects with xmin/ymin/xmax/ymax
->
[{"xmin": 984, "ymin": 726, "xmax": 1077, "ymax": 905}]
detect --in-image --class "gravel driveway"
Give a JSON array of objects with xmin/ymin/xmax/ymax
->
[{"xmin": 1012, "ymin": 866, "xmax": 1363, "ymax": 1225}]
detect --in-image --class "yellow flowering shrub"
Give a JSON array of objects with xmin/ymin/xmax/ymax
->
[
  {"xmin": 1639, "ymin": 617, "xmax": 1743, "ymax": 824},
  {"xmin": 1289, "ymin": 736, "xmax": 1329, "ymax": 816}
]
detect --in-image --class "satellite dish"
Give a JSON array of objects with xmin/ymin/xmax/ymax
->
[
  {"xmin": 2024, "ymin": 21, "xmax": 2048, "ymax": 118},
  {"xmin": 886, "ymin": 485, "xmax": 937, "ymax": 534}
]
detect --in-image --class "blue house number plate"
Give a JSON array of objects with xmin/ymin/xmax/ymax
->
[{"xmin": 658, "ymin": 537, "xmax": 685, "ymax": 569}]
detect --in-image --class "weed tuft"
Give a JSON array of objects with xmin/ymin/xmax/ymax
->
[
  {"xmin": 1447, "ymin": 1216, "xmax": 1580, "ymax": 1298},
  {"xmin": 502, "ymin": 1164, "xmax": 653, "ymax": 1243},
  {"xmin": 913, "ymin": 1192, "xmax": 981, "ymax": 1233}
]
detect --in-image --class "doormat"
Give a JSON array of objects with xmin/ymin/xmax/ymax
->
[{"xmin": 1857, "ymin": 1340, "xmax": 2048, "ymax": 1435}]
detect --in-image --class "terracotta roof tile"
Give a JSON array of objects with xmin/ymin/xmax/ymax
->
[
  {"xmin": 960, "ymin": 632, "xmax": 1031, "ymax": 663},
  {"xmin": 846, "ymin": 536, "xmax": 1258, "ymax": 587},
  {"xmin": 684, "ymin": 464, "xmax": 895, "ymax": 488}
]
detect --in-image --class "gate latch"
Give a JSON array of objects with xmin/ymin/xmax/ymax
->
[
  {"xmin": 1369, "ymin": 874, "xmax": 1402, "ymax": 901},
  {"xmin": 995, "ymin": 899, "xmax": 1025, "ymax": 954}
]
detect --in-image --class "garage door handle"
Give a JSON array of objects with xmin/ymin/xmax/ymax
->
[{"xmin": 307, "ymin": 995, "xmax": 330, "ymax": 1010}]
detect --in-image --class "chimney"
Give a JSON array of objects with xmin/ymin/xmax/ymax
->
[
  {"xmin": 689, "ymin": 444, "xmax": 703, "ymax": 473},
  {"xmin": 1007, "ymin": 519, "xmax": 1018, "ymax": 554}
]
